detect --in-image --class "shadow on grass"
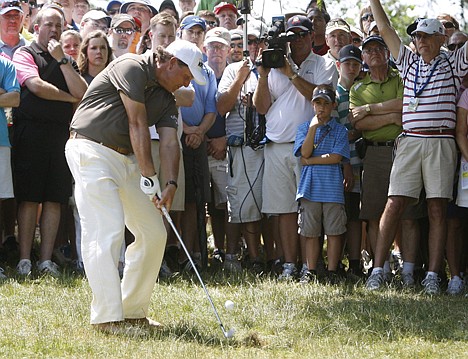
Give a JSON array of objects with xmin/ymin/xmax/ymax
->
[{"xmin": 298, "ymin": 290, "xmax": 468, "ymax": 342}]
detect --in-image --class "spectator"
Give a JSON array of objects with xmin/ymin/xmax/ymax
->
[
  {"xmin": 228, "ymin": 28, "xmax": 243, "ymax": 63},
  {"xmin": 294, "ymin": 84, "xmax": 349, "ymax": 284},
  {"xmin": 79, "ymin": 10, "xmax": 110, "ymax": 39},
  {"xmin": 72, "ymin": 0, "xmax": 89, "ymax": 25},
  {"xmin": 159, "ymin": 0, "xmax": 179, "ymax": 23},
  {"xmin": 307, "ymin": 7, "xmax": 329, "ymax": 56},
  {"xmin": 203, "ymin": 26, "xmax": 234, "ymax": 271},
  {"xmin": 359, "ymin": 6, "xmax": 373, "ymax": 38},
  {"xmin": 77, "ymin": 30, "xmax": 112, "ymax": 84},
  {"xmin": 350, "ymin": 26, "xmax": 363, "ymax": 48},
  {"xmin": 437, "ymin": 13, "xmax": 459, "ymax": 43},
  {"xmin": 217, "ymin": 16, "xmax": 269, "ymax": 274},
  {"xmin": 108, "ymin": 13, "xmax": 137, "ymax": 57},
  {"xmin": 0, "ymin": 52, "xmax": 20, "ymax": 280},
  {"xmin": 0, "ymin": 0, "xmax": 30, "ymax": 59},
  {"xmin": 60, "ymin": 29, "xmax": 81, "ymax": 61},
  {"xmin": 323, "ymin": 18, "xmax": 352, "ymax": 87},
  {"xmin": 18, "ymin": 0, "xmax": 33, "ymax": 41},
  {"xmin": 178, "ymin": 15, "xmax": 216, "ymax": 270},
  {"xmin": 367, "ymin": 1, "xmax": 468, "ymax": 294},
  {"xmin": 121, "ymin": 0, "xmax": 157, "ymax": 37},
  {"xmin": 350, "ymin": 35, "xmax": 422, "ymax": 288},
  {"xmin": 452, "ymin": 89, "xmax": 468, "ymax": 295},
  {"xmin": 448, "ymin": 31, "xmax": 468, "ymax": 52},
  {"xmin": 198, "ymin": 10, "xmax": 217, "ymax": 31},
  {"xmin": 213, "ymin": 2, "xmax": 237, "ymax": 30},
  {"xmin": 180, "ymin": 0, "xmax": 196, "ymax": 13},
  {"xmin": 335, "ymin": 44, "xmax": 365, "ymax": 278},
  {"xmin": 12, "ymin": 6, "xmax": 87, "ymax": 277},
  {"xmin": 53, "ymin": 0, "xmax": 77, "ymax": 30},
  {"xmin": 253, "ymin": 15, "xmax": 335, "ymax": 280},
  {"xmin": 147, "ymin": 11, "xmax": 192, "ymax": 277},
  {"xmin": 106, "ymin": 0, "xmax": 122, "ymax": 18}
]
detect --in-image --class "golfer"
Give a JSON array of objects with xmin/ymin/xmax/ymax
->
[{"xmin": 65, "ymin": 40, "xmax": 205, "ymax": 334}]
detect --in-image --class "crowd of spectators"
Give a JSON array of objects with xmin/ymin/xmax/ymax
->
[{"xmin": 0, "ymin": 0, "xmax": 466, "ymax": 297}]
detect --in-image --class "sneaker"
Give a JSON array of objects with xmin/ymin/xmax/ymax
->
[
  {"xmin": 17, "ymin": 259, "xmax": 32, "ymax": 276},
  {"xmin": 278, "ymin": 262, "xmax": 297, "ymax": 280},
  {"xmin": 421, "ymin": 274, "xmax": 440, "ymax": 295},
  {"xmin": 365, "ymin": 271, "xmax": 384, "ymax": 290},
  {"xmin": 384, "ymin": 271, "xmax": 394, "ymax": 284},
  {"xmin": 299, "ymin": 270, "xmax": 317, "ymax": 284},
  {"xmin": 266, "ymin": 259, "xmax": 283, "ymax": 275},
  {"xmin": 251, "ymin": 260, "xmax": 264, "ymax": 276},
  {"xmin": 298, "ymin": 263, "xmax": 308, "ymax": 278},
  {"xmin": 401, "ymin": 272, "xmax": 415, "ymax": 288},
  {"xmin": 446, "ymin": 276, "xmax": 464, "ymax": 295},
  {"xmin": 224, "ymin": 254, "xmax": 242, "ymax": 273},
  {"xmin": 37, "ymin": 260, "xmax": 61, "ymax": 277},
  {"xmin": 326, "ymin": 271, "xmax": 342, "ymax": 285},
  {"xmin": 347, "ymin": 267, "xmax": 365, "ymax": 281},
  {"xmin": 158, "ymin": 260, "xmax": 173, "ymax": 279},
  {"xmin": 0, "ymin": 267, "xmax": 7, "ymax": 280},
  {"xmin": 212, "ymin": 249, "xmax": 225, "ymax": 264}
]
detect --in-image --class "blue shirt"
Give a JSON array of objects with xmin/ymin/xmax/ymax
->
[
  {"xmin": 0, "ymin": 56, "xmax": 20, "ymax": 147},
  {"xmin": 180, "ymin": 63, "xmax": 217, "ymax": 127},
  {"xmin": 294, "ymin": 118, "xmax": 349, "ymax": 204},
  {"xmin": 206, "ymin": 72, "xmax": 225, "ymax": 138}
]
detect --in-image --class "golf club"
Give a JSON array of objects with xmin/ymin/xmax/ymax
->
[{"xmin": 160, "ymin": 204, "xmax": 234, "ymax": 339}]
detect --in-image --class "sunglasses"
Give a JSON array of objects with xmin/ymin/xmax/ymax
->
[
  {"xmin": 352, "ymin": 37, "xmax": 362, "ymax": 44},
  {"xmin": 448, "ymin": 42, "xmax": 465, "ymax": 51},
  {"xmin": 361, "ymin": 13, "xmax": 374, "ymax": 22},
  {"xmin": 230, "ymin": 43, "xmax": 243, "ymax": 49},
  {"xmin": 443, "ymin": 21, "xmax": 455, "ymax": 29},
  {"xmin": 113, "ymin": 27, "xmax": 135, "ymax": 35},
  {"xmin": 1, "ymin": 1, "xmax": 21, "ymax": 9},
  {"xmin": 247, "ymin": 39, "xmax": 259, "ymax": 45},
  {"xmin": 108, "ymin": 9, "xmax": 119, "ymax": 15},
  {"xmin": 205, "ymin": 20, "xmax": 217, "ymax": 27}
]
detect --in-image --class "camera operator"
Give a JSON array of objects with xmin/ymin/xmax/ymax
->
[{"xmin": 253, "ymin": 15, "xmax": 335, "ymax": 280}]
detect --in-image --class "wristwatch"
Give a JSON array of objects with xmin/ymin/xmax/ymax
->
[
  {"xmin": 58, "ymin": 57, "xmax": 69, "ymax": 66},
  {"xmin": 365, "ymin": 104, "xmax": 371, "ymax": 113}
]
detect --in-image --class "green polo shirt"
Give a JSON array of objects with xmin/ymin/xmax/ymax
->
[{"xmin": 350, "ymin": 67, "xmax": 403, "ymax": 141}]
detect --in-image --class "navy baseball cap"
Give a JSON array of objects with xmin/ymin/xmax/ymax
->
[{"xmin": 180, "ymin": 15, "xmax": 207, "ymax": 31}]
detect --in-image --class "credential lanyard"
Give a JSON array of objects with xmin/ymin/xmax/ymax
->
[{"xmin": 414, "ymin": 58, "xmax": 441, "ymax": 97}]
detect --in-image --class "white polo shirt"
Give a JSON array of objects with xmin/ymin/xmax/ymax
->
[{"xmin": 265, "ymin": 51, "xmax": 335, "ymax": 143}]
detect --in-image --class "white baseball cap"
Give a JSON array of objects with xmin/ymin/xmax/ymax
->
[
  {"xmin": 411, "ymin": 18, "xmax": 445, "ymax": 36},
  {"xmin": 166, "ymin": 40, "xmax": 206, "ymax": 85}
]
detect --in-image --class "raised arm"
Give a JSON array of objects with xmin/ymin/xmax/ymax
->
[{"xmin": 369, "ymin": 0, "xmax": 402, "ymax": 60}]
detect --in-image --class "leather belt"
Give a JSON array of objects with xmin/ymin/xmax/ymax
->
[
  {"xmin": 404, "ymin": 128, "xmax": 455, "ymax": 136},
  {"xmin": 364, "ymin": 139, "xmax": 395, "ymax": 147},
  {"xmin": 69, "ymin": 131, "xmax": 133, "ymax": 155}
]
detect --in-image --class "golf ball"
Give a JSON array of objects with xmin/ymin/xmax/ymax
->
[
  {"xmin": 225, "ymin": 328, "xmax": 235, "ymax": 338},
  {"xmin": 225, "ymin": 300, "xmax": 235, "ymax": 311}
]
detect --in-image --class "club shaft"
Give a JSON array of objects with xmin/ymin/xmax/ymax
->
[{"xmin": 161, "ymin": 206, "xmax": 228, "ymax": 336}]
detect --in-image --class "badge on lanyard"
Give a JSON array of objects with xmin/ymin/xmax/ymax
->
[{"xmin": 408, "ymin": 97, "xmax": 419, "ymax": 112}]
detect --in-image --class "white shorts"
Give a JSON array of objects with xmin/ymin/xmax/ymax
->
[
  {"xmin": 208, "ymin": 155, "xmax": 228, "ymax": 208},
  {"xmin": 262, "ymin": 142, "xmax": 301, "ymax": 214}
]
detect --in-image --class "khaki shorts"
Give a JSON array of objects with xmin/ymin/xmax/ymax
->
[
  {"xmin": 262, "ymin": 142, "xmax": 301, "ymax": 214},
  {"xmin": 389, "ymin": 136, "xmax": 457, "ymax": 200},
  {"xmin": 226, "ymin": 145, "xmax": 264, "ymax": 223},
  {"xmin": 151, "ymin": 140, "xmax": 185, "ymax": 211},
  {"xmin": 208, "ymin": 155, "xmax": 228, "ymax": 208},
  {"xmin": 298, "ymin": 199, "xmax": 347, "ymax": 237}
]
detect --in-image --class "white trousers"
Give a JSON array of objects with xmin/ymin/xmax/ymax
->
[{"xmin": 65, "ymin": 139, "xmax": 166, "ymax": 324}]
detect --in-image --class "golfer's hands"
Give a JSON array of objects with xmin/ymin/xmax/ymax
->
[{"xmin": 140, "ymin": 174, "xmax": 162, "ymax": 201}]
